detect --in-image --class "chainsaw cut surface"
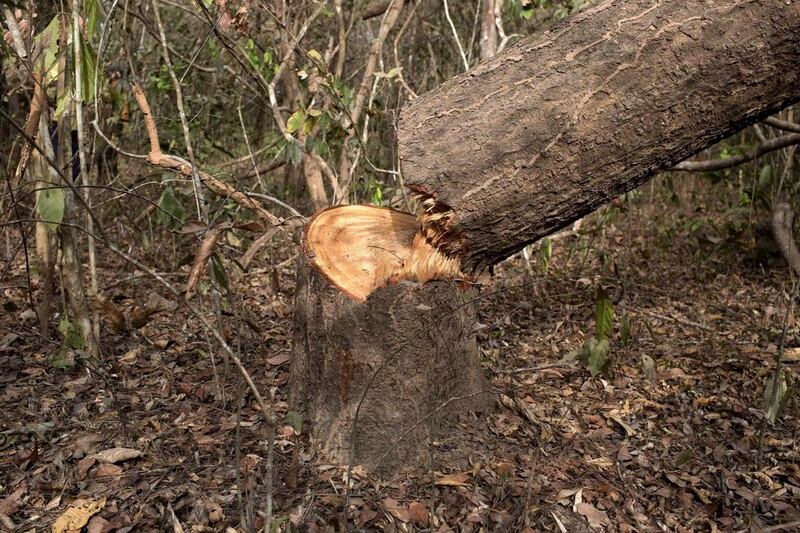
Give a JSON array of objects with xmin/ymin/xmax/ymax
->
[{"xmin": 304, "ymin": 206, "xmax": 420, "ymax": 301}]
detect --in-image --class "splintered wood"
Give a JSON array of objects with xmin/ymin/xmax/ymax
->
[{"xmin": 303, "ymin": 205, "xmax": 462, "ymax": 301}]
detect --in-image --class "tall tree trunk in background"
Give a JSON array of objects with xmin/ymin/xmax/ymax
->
[
  {"xmin": 479, "ymin": 0, "xmax": 498, "ymax": 61},
  {"xmin": 399, "ymin": 0, "xmax": 800, "ymax": 273}
]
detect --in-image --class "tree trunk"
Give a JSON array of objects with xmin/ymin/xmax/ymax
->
[
  {"xmin": 398, "ymin": 0, "xmax": 800, "ymax": 272},
  {"xmin": 291, "ymin": 252, "xmax": 489, "ymax": 473},
  {"xmin": 479, "ymin": 0, "xmax": 498, "ymax": 61}
]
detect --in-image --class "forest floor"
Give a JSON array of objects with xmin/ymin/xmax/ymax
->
[{"xmin": 1, "ymin": 177, "xmax": 799, "ymax": 532}]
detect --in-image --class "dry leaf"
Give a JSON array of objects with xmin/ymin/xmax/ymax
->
[
  {"xmin": 87, "ymin": 515, "xmax": 109, "ymax": 533},
  {"xmin": 382, "ymin": 498, "xmax": 410, "ymax": 523},
  {"xmin": 77, "ymin": 456, "xmax": 97, "ymax": 480},
  {"xmin": 267, "ymin": 353, "xmax": 290, "ymax": 367},
  {"xmin": 0, "ymin": 481, "xmax": 26, "ymax": 515},
  {"xmin": 167, "ymin": 503, "xmax": 185, "ymax": 533},
  {"xmin": 52, "ymin": 497, "xmax": 106, "ymax": 533},
  {"xmin": 434, "ymin": 471, "xmax": 471, "ymax": 486},
  {"xmin": 130, "ymin": 291, "xmax": 177, "ymax": 329},
  {"xmin": 92, "ymin": 295, "xmax": 127, "ymax": 333},
  {"xmin": 206, "ymin": 499, "xmax": 224, "ymax": 523},
  {"xmin": 408, "ymin": 501, "xmax": 429, "ymax": 526},
  {"xmin": 95, "ymin": 463, "xmax": 123, "ymax": 478},
  {"xmin": 73, "ymin": 433, "xmax": 103, "ymax": 456},
  {"xmin": 93, "ymin": 447, "xmax": 143, "ymax": 463},
  {"xmin": 555, "ymin": 488, "xmax": 579, "ymax": 501},
  {"xmin": 185, "ymin": 228, "xmax": 223, "ymax": 298},
  {"xmin": 608, "ymin": 415, "xmax": 635, "ymax": 437},
  {"xmin": 576, "ymin": 502, "xmax": 611, "ymax": 529}
]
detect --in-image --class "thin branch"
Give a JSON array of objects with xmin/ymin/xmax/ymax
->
[
  {"xmin": 443, "ymin": 0, "xmax": 469, "ymax": 71},
  {"xmin": 151, "ymin": 0, "xmax": 206, "ymax": 220},
  {"xmin": 671, "ymin": 133, "xmax": 800, "ymax": 172},
  {"xmin": 74, "ymin": 0, "xmax": 100, "ymax": 341},
  {"xmin": 130, "ymin": 83, "xmax": 289, "ymax": 230},
  {"xmin": 764, "ymin": 116, "xmax": 800, "ymax": 134}
]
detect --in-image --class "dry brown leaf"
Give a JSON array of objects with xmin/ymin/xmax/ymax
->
[
  {"xmin": 130, "ymin": 291, "xmax": 178, "ymax": 329},
  {"xmin": 77, "ymin": 456, "xmax": 96, "ymax": 480},
  {"xmin": 555, "ymin": 488, "xmax": 579, "ymax": 501},
  {"xmin": 95, "ymin": 463, "xmax": 123, "ymax": 478},
  {"xmin": 73, "ymin": 433, "xmax": 103, "ymax": 456},
  {"xmin": 0, "ymin": 481, "xmax": 26, "ymax": 515},
  {"xmin": 206, "ymin": 499, "xmax": 224, "ymax": 523},
  {"xmin": 52, "ymin": 497, "xmax": 106, "ymax": 533},
  {"xmin": 93, "ymin": 447, "xmax": 143, "ymax": 464},
  {"xmin": 185, "ymin": 228, "xmax": 223, "ymax": 298},
  {"xmin": 408, "ymin": 501, "xmax": 429, "ymax": 526},
  {"xmin": 608, "ymin": 415, "xmax": 635, "ymax": 437},
  {"xmin": 86, "ymin": 515, "xmax": 109, "ymax": 533},
  {"xmin": 240, "ymin": 227, "xmax": 279, "ymax": 270},
  {"xmin": 92, "ymin": 295, "xmax": 127, "ymax": 333},
  {"xmin": 576, "ymin": 502, "xmax": 611, "ymax": 529},
  {"xmin": 382, "ymin": 498, "xmax": 410, "ymax": 523},
  {"xmin": 267, "ymin": 353, "xmax": 290, "ymax": 367},
  {"xmin": 167, "ymin": 503, "xmax": 185, "ymax": 533},
  {"xmin": 434, "ymin": 471, "xmax": 471, "ymax": 486}
]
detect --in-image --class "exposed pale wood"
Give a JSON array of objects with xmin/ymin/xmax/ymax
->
[{"xmin": 304, "ymin": 205, "xmax": 462, "ymax": 301}]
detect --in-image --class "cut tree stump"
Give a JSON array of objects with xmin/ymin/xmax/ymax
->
[{"xmin": 291, "ymin": 206, "xmax": 490, "ymax": 473}]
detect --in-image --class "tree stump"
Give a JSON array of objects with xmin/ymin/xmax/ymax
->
[{"xmin": 290, "ymin": 206, "xmax": 490, "ymax": 473}]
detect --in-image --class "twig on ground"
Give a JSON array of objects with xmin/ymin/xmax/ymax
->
[{"xmin": 620, "ymin": 304, "xmax": 715, "ymax": 332}]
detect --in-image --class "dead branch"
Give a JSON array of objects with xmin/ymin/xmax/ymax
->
[
  {"xmin": 671, "ymin": 133, "xmax": 800, "ymax": 172},
  {"xmin": 10, "ymin": 72, "xmax": 44, "ymax": 192},
  {"xmin": 130, "ymin": 83, "xmax": 287, "ymax": 229},
  {"xmin": 764, "ymin": 116, "xmax": 800, "ymax": 134},
  {"xmin": 362, "ymin": 0, "xmax": 393, "ymax": 20}
]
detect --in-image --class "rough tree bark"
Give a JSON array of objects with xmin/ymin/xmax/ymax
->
[
  {"xmin": 291, "ymin": 258, "xmax": 489, "ymax": 473},
  {"xmin": 399, "ymin": 0, "xmax": 800, "ymax": 272}
]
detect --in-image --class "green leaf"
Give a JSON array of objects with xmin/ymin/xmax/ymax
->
[
  {"xmin": 286, "ymin": 411, "xmax": 303, "ymax": 433},
  {"xmin": 54, "ymin": 90, "xmax": 71, "ymax": 121},
  {"xmin": 34, "ymin": 16, "xmax": 61, "ymax": 87},
  {"xmin": 763, "ymin": 369, "xmax": 790, "ymax": 424},
  {"xmin": 384, "ymin": 67, "xmax": 402, "ymax": 79},
  {"xmin": 578, "ymin": 337, "xmax": 611, "ymax": 377},
  {"xmin": 58, "ymin": 316, "xmax": 85, "ymax": 350},
  {"xmin": 157, "ymin": 186, "xmax": 187, "ymax": 227},
  {"xmin": 587, "ymin": 338, "xmax": 610, "ymax": 377},
  {"xmin": 371, "ymin": 183, "xmax": 383, "ymax": 206},
  {"xmin": 49, "ymin": 347, "xmax": 77, "ymax": 369},
  {"xmin": 37, "ymin": 187, "xmax": 65, "ymax": 231},
  {"xmin": 306, "ymin": 49, "xmax": 323, "ymax": 63},
  {"xmin": 620, "ymin": 313, "xmax": 631, "ymax": 346},
  {"xmin": 286, "ymin": 109, "xmax": 305, "ymax": 134},
  {"xmin": 595, "ymin": 288, "xmax": 615, "ymax": 340},
  {"xmin": 80, "ymin": 37, "xmax": 100, "ymax": 103},
  {"xmin": 538, "ymin": 237, "xmax": 552, "ymax": 272},
  {"xmin": 85, "ymin": 0, "xmax": 99, "ymax": 40},
  {"xmin": 211, "ymin": 253, "xmax": 229, "ymax": 291}
]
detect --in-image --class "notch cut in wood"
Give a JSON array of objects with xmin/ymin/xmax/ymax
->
[{"xmin": 303, "ymin": 205, "xmax": 463, "ymax": 301}]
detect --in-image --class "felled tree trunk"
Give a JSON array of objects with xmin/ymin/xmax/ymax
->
[
  {"xmin": 399, "ymin": 0, "xmax": 800, "ymax": 273},
  {"xmin": 291, "ymin": 208, "xmax": 489, "ymax": 472}
]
